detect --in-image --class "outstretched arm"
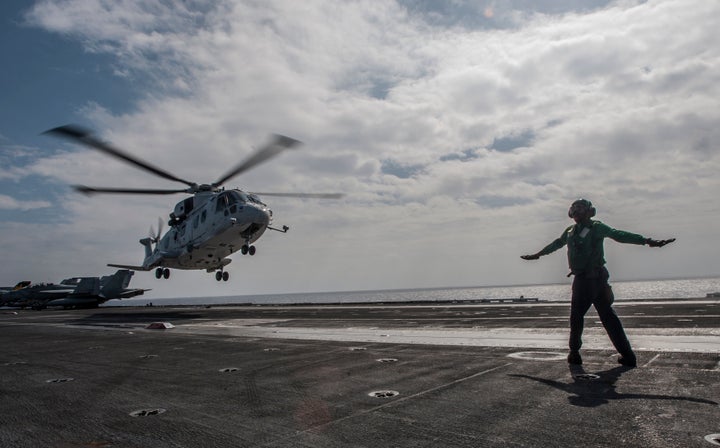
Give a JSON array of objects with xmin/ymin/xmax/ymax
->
[
  {"xmin": 601, "ymin": 223, "xmax": 676, "ymax": 248},
  {"xmin": 645, "ymin": 238, "xmax": 676, "ymax": 247},
  {"xmin": 521, "ymin": 234, "xmax": 567, "ymax": 261}
]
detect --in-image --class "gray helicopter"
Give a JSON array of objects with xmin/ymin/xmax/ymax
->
[{"xmin": 45, "ymin": 126, "xmax": 342, "ymax": 282}]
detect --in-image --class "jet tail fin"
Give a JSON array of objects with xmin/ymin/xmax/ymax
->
[
  {"xmin": 100, "ymin": 270, "xmax": 134, "ymax": 298},
  {"xmin": 72, "ymin": 277, "xmax": 101, "ymax": 296}
]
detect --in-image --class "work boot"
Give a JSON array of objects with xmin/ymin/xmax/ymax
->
[
  {"xmin": 618, "ymin": 353, "xmax": 637, "ymax": 368},
  {"xmin": 567, "ymin": 351, "xmax": 582, "ymax": 365}
]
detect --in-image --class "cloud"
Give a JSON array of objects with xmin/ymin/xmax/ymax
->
[
  {"xmin": 5, "ymin": 0, "xmax": 719, "ymax": 295},
  {"xmin": 0, "ymin": 194, "xmax": 52, "ymax": 211}
]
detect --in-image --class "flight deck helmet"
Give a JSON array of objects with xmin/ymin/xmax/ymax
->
[{"xmin": 568, "ymin": 199, "xmax": 596, "ymax": 219}]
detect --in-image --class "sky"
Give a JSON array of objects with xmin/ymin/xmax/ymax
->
[{"xmin": 1, "ymin": 0, "xmax": 718, "ymax": 299}]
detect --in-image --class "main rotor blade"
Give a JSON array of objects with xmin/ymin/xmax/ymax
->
[
  {"xmin": 212, "ymin": 134, "xmax": 301, "ymax": 188},
  {"xmin": 73, "ymin": 185, "xmax": 190, "ymax": 196},
  {"xmin": 45, "ymin": 125, "xmax": 197, "ymax": 188},
  {"xmin": 250, "ymin": 192, "xmax": 345, "ymax": 199}
]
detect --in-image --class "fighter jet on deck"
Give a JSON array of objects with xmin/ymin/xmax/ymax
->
[{"xmin": 0, "ymin": 270, "xmax": 148, "ymax": 310}]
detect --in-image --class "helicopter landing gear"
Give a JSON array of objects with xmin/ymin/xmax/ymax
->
[
  {"xmin": 155, "ymin": 268, "xmax": 170, "ymax": 279},
  {"xmin": 215, "ymin": 270, "xmax": 229, "ymax": 282},
  {"xmin": 241, "ymin": 244, "xmax": 256, "ymax": 256}
]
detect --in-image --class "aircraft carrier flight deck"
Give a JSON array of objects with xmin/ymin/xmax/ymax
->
[{"xmin": 1, "ymin": 298, "xmax": 718, "ymax": 447}]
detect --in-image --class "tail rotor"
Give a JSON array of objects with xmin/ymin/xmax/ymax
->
[{"xmin": 149, "ymin": 217, "xmax": 164, "ymax": 250}]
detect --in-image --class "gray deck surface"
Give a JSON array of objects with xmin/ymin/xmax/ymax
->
[{"xmin": 1, "ymin": 299, "xmax": 718, "ymax": 447}]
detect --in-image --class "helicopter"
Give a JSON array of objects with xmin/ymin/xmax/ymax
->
[{"xmin": 45, "ymin": 125, "xmax": 343, "ymax": 282}]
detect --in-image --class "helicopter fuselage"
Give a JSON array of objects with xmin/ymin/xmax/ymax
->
[
  {"xmin": 110, "ymin": 189, "xmax": 273, "ymax": 279},
  {"xmin": 156, "ymin": 189, "xmax": 270, "ymax": 268}
]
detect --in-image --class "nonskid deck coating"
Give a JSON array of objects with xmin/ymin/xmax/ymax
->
[{"xmin": 1, "ymin": 299, "xmax": 718, "ymax": 447}]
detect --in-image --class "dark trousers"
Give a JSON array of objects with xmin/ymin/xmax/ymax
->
[{"xmin": 569, "ymin": 267, "xmax": 633, "ymax": 356}]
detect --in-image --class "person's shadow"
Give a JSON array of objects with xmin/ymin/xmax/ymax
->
[{"xmin": 510, "ymin": 365, "xmax": 718, "ymax": 408}]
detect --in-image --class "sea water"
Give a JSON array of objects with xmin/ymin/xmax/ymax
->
[{"xmin": 113, "ymin": 276, "xmax": 720, "ymax": 307}]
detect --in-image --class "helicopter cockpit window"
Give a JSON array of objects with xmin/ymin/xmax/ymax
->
[
  {"xmin": 216, "ymin": 193, "xmax": 229, "ymax": 213},
  {"xmin": 183, "ymin": 197, "xmax": 194, "ymax": 215},
  {"xmin": 228, "ymin": 191, "xmax": 248, "ymax": 204},
  {"xmin": 248, "ymin": 194, "xmax": 265, "ymax": 205}
]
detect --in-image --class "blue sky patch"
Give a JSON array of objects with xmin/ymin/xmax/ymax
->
[
  {"xmin": 381, "ymin": 159, "xmax": 425, "ymax": 179},
  {"xmin": 439, "ymin": 147, "xmax": 481, "ymax": 162},
  {"xmin": 0, "ymin": 1, "xmax": 140, "ymax": 149},
  {"xmin": 489, "ymin": 129, "xmax": 535, "ymax": 152},
  {"xmin": 398, "ymin": 0, "xmax": 616, "ymax": 30},
  {"xmin": 475, "ymin": 195, "xmax": 533, "ymax": 209}
]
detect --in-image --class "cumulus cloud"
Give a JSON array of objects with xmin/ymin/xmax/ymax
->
[{"xmin": 4, "ymin": 0, "xmax": 718, "ymax": 295}]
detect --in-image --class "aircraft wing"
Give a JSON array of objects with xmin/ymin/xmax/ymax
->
[
  {"xmin": 7, "ymin": 287, "xmax": 76, "ymax": 298},
  {"xmin": 45, "ymin": 297, "xmax": 100, "ymax": 308},
  {"xmin": 107, "ymin": 264, "xmax": 151, "ymax": 271},
  {"xmin": 36, "ymin": 289, "xmax": 76, "ymax": 295},
  {"xmin": 116, "ymin": 288, "xmax": 150, "ymax": 299}
]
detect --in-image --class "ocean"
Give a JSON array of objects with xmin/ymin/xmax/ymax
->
[{"xmin": 112, "ymin": 276, "xmax": 720, "ymax": 307}]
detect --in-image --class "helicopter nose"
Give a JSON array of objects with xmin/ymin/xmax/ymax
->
[
  {"xmin": 250, "ymin": 205, "xmax": 271, "ymax": 225},
  {"xmin": 259, "ymin": 209, "xmax": 271, "ymax": 225}
]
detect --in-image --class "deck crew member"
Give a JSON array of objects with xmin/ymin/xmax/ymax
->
[{"xmin": 521, "ymin": 199, "xmax": 675, "ymax": 367}]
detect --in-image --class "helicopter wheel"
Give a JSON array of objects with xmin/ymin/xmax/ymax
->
[
  {"xmin": 222, "ymin": 271, "xmax": 229, "ymax": 281},
  {"xmin": 155, "ymin": 268, "xmax": 163, "ymax": 279},
  {"xmin": 241, "ymin": 245, "xmax": 249, "ymax": 255},
  {"xmin": 215, "ymin": 271, "xmax": 222, "ymax": 281},
  {"xmin": 249, "ymin": 245, "xmax": 256, "ymax": 256},
  {"xmin": 163, "ymin": 268, "xmax": 170, "ymax": 279}
]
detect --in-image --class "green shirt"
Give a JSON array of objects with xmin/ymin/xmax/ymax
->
[{"xmin": 538, "ymin": 220, "xmax": 647, "ymax": 274}]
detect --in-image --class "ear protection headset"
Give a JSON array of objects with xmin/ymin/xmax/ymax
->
[{"xmin": 568, "ymin": 199, "xmax": 596, "ymax": 218}]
